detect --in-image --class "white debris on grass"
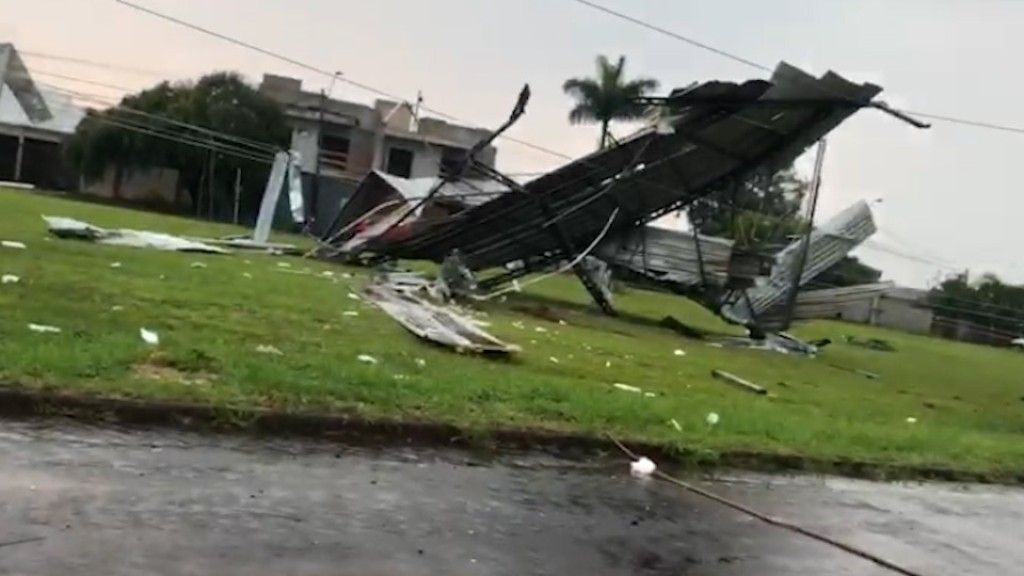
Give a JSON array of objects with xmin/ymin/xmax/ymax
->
[
  {"xmin": 670, "ymin": 418, "xmax": 682, "ymax": 432},
  {"xmin": 558, "ymin": 320, "xmax": 567, "ymax": 326},
  {"xmin": 2, "ymin": 274, "xmax": 19, "ymax": 284},
  {"xmin": 255, "ymin": 344, "xmax": 284, "ymax": 356},
  {"xmin": 605, "ymin": 360, "xmax": 612, "ymax": 368},
  {"xmin": 276, "ymin": 262, "xmax": 291, "ymax": 268},
  {"xmin": 242, "ymin": 272, "xmax": 253, "ymax": 279},
  {"xmin": 906, "ymin": 417, "xmax": 917, "ymax": 424},
  {"xmin": 109, "ymin": 262, "xmax": 122, "ymax": 269},
  {"xmin": 708, "ymin": 342, "xmax": 724, "ymax": 349},
  {"xmin": 110, "ymin": 305, "xmax": 124, "ymax": 312},
  {"xmin": 139, "ymin": 327, "xmax": 160, "ymax": 345},
  {"xmin": 1, "ymin": 240, "xmax": 27, "ymax": 249},
  {"xmin": 190, "ymin": 261, "xmax": 207, "ymax": 269},
  {"xmin": 347, "ymin": 292, "xmax": 361, "ymax": 301},
  {"xmin": 644, "ymin": 392, "xmax": 656, "ymax": 398},
  {"xmin": 613, "ymin": 383, "xmax": 642, "ymax": 394},
  {"xmin": 512, "ymin": 321, "xmax": 525, "ymax": 330},
  {"xmin": 415, "ymin": 358, "xmax": 427, "ymax": 368},
  {"xmin": 357, "ymin": 354, "xmax": 378, "ymax": 365},
  {"xmin": 341, "ymin": 272, "xmax": 353, "ymax": 279},
  {"xmin": 534, "ymin": 326, "xmax": 548, "ymax": 333},
  {"xmin": 28, "ymin": 323, "xmax": 61, "ymax": 334},
  {"xmin": 706, "ymin": 412, "xmax": 720, "ymax": 426},
  {"xmin": 673, "ymin": 349, "xmax": 686, "ymax": 357},
  {"xmin": 630, "ymin": 457, "xmax": 656, "ymax": 477},
  {"xmin": 343, "ymin": 310, "xmax": 359, "ymax": 317},
  {"xmin": 548, "ymin": 356, "xmax": 559, "ymax": 364}
]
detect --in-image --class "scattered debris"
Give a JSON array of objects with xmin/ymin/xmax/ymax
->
[
  {"xmin": 28, "ymin": 323, "xmax": 61, "ymax": 334},
  {"xmin": 844, "ymin": 335, "xmax": 897, "ymax": 352},
  {"xmin": 512, "ymin": 321, "xmax": 525, "ymax": 330},
  {"xmin": 110, "ymin": 305, "xmax": 124, "ymax": 312},
  {"xmin": 357, "ymin": 354, "xmax": 378, "ymax": 365},
  {"xmin": 415, "ymin": 358, "xmax": 426, "ymax": 368},
  {"xmin": 828, "ymin": 363, "xmax": 881, "ymax": 380},
  {"xmin": 364, "ymin": 279, "xmax": 519, "ymax": 355},
  {"xmin": 320, "ymin": 270, "xmax": 335, "ymax": 278},
  {"xmin": 630, "ymin": 457, "xmax": 657, "ymax": 477},
  {"xmin": 342, "ymin": 311, "xmax": 359, "ymax": 317},
  {"xmin": 109, "ymin": 261, "xmax": 122, "ymax": 269},
  {"xmin": 644, "ymin": 392, "xmax": 657, "ymax": 398},
  {"xmin": 2, "ymin": 274, "xmax": 19, "ymax": 284},
  {"xmin": 670, "ymin": 418, "xmax": 682, "ymax": 431},
  {"xmin": 673, "ymin": 349, "xmax": 686, "ymax": 357},
  {"xmin": 43, "ymin": 216, "xmax": 228, "ymax": 253},
  {"xmin": 255, "ymin": 344, "xmax": 284, "ymax": 356},
  {"xmin": 139, "ymin": 328, "xmax": 160, "ymax": 345},
  {"xmin": 347, "ymin": 292, "xmax": 361, "ymax": 301},
  {"xmin": 1, "ymin": 240, "xmax": 27, "ymax": 249},
  {"xmin": 713, "ymin": 332, "xmax": 821, "ymax": 356},
  {"xmin": 711, "ymin": 369, "xmax": 767, "ymax": 395},
  {"xmin": 605, "ymin": 360, "xmax": 612, "ymax": 368},
  {"xmin": 276, "ymin": 262, "xmax": 292, "ymax": 268},
  {"xmin": 706, "ymin": 412, "xmax": 720, "ymax": 426},
  {"xmin": 534, "ymin": 326, "xmax": 548, "ymax": 333},
  {"xmin": 242, "ymin": 272, "xmax": 253, "ymax": 279},
  {"xmin": 190, "ymin": 261, "xmax": 207, "ymax": 269},
  {"xmin": 613, "ymin": 383, "xmax": 642, "ymax": 394},
  {"xmin": 906, "ymin": 417, "xmax": 917, "ymax": 424},
  {"xmin": 548, "ymin": 356, "xmax": 560, "ymax": 364}
]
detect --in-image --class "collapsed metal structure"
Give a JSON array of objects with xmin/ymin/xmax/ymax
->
[{"xmin": 319, "ymin": 62, "xmax": 923, "ymax": 334}]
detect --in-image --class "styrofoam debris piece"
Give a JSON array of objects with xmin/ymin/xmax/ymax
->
[
  {"xmin": 673, "ymin": 349, "xmax": 686, "ymax": 357},
  {"xmin": 190, "ymin": 261, "xmax": 207, "ymax": 268},
  {"xmin": 357, "ymin": 354, "xmax": 378, "ymax": 365},
  {"xmin": 512, "ymin": 321, "xmax": 525, "ymax": 330},
  {"xmin": 605, "ymin": 360, "xmax": 612, "ymax": 368},
  {"xmin": 706, "ymin": 412, "xmax": 720, "ymax": 426},
  {"xmin": 28, "ymin": 323, "xmax": 61, "ymax": 334},
  {"xmin": 320, "ymin": 270, "xmax": 334, "ymax": 277},
  {"xmin": 906, "ymin": 417, "xmax": 917, "ymax": 424},
  {"xmin": 415, "ymin": 358, "xmax": 426, "ymax": 368},
  {"xmin": 708, "ymin": 342, "xmax": 724, "ymax": 348},
  {"xmin": 548, "ymin": 356, "xmax": 559, "ymax": 364},
  {"xmin": 109, "ymin": 262, "xmax": 122, "ymax": 269},
  {"xmin": 670, "ymin": 418, "xmax": 682, "ymax": 431},
  {"xmin": 255, "ymin": 344, "xmax": 284, "ymax": 356},
  {"xmin": 558, "ymin": 320, "xmax": 567, "ymax": 326},
  {"xmin": 342, "ymin": 273, "xmax": 353, "ymax": 279},
  {"xmin": 613, "ymin": 383, "xmax": 642, "ymax": 394},
  {"xmin": 343, "ymin": 311, "xmax": 359, "ymax": 317},
  {"xmin": 110, "ymin": 305, "xmax": 124, "ymax": 311},
  {"xmin": 630, "ymin": 457, "xmax": 656, "ymax": 477},
  {"xmin": 644, "ymin": 392, "xmax": 656, "ymax": 398},
  {"xmin": 511, "ymin": 279, "xmax": 522, "ymax": 292},
  {"xmin": 534, "ymin": 326, "xmax": 548, "ymax": 333},
  {"xmin": 1, "ymin": 240, "xmax": 27, "ymax": 249},
  {"xmin": 277, "ymin": 262, "xmax": 291, "ymax": 268},
  {"xmin": 347, "ymin": 292, "xmax": 361, "ymax": 301},
  {"xmin": 2, "ymin": 274, "xmax": 19, "ymax": 284},
  {"xmin": 139, "ymin": 327, "xmax": 160, "ymax": 345},
  {"xmin": 242, "ymin": 272, "xmax": 253, "ymax": 279}
]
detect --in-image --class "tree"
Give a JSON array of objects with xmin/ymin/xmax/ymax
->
[
  {"xmin": 562, "ymin": 55, "xmax": 659, "ymax": 149},
  {"xmin": 688, "ymin": 167, "xmax": 810, "ymax": 248},
  {"xmin": 929, "ymin": 273, "xmax": 1024, "ymax": 337},
  {"xmin": 67, "ymin": 72, "xmax": 289, "ymax": 219}
]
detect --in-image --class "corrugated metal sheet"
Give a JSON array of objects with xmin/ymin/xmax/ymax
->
[
  {"xmin": 372, "ymin": 62, "xmax": 882, "ymax": 272},
  {"xmin": 790, "ymin": 281, "xmax": 894, "ymax": 320},
  {"xmin": 595, "ymin": 225, "xmax": 734, "ymax": 287},
  {"xmin": 723, "ymin": 200, "xmax": 877, "ymax": 325}
]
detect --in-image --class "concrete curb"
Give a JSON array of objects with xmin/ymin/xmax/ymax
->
[{"xmin": 0, "ymin": 387, "xmax": 1017, "ymax": 485}]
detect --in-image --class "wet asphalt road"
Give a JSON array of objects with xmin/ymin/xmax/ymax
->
[{"xmin": 0, "ymin": 421, "xmax": 1021, "ymax": 575}]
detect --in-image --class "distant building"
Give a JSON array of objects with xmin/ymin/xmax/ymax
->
[
  {"xmin": 0, "ymin": 43, "xmax": 84, "ymax": 190},
  {"xmin": 258, "ymin": 74, "xmax": 498, "ymax": 232}
]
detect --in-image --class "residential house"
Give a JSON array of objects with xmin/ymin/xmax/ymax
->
[
  {"xmin": 0, "ymin": 43, "xmax": 83, "ymax": 190},
  {"xmin": 258, "ymin": 74, "xmax": 497, "ymax": 233}
]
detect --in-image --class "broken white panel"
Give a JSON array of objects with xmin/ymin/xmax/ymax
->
[
  {"xmin": 722, "ymin": 201, "xmax": 876, "ymax": 324},
  {"xmin": 253, "ymin": 151, "xmax": 291, "ymax": 244},
  {"xmin": 43, "ymin": 216, "xmax": 228, "ymax": 254}
]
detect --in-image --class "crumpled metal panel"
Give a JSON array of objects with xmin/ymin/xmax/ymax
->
[
  {"xmin": 0, "ymin": 44, "xmax": 53, "ymax": 124},
  {"xmin": 43, "ymin": 215, "xmax": 229, "ymax": 254},
  {"xmin": 373, "ymin": 62, "xmax": 881, "ymax": 271},
  {"xmin": 722, "ymin": 200, "xmax": 877, "ymax": 324},
  {"xmin": 595, "ymin": 225, "xmax": 734, "ymax": 287}
]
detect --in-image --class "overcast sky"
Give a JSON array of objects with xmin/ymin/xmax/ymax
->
[{"xmin": 5, "ymin": 0, "xmax": 1022, "ymax": 287}]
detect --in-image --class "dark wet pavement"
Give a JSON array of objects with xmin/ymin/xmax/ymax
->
[{"xmin": 0, "ymin": 421, "xmax": 1020, "ymax": 575}]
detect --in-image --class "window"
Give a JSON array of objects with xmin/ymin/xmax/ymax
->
[
  {"xmin": 386, "ymin": 147, "xmax": 414, "ymax": 178},
  {"xmin": 320, "ymin": 134, "xmax": 350, "ymax": 172},
  {"xmin": 440, "ymin": 146, "xmax": 466, "ymax": 178}
]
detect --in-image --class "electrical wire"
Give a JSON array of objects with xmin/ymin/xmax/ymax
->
[
  {"xmin": 567, "ymin": 0, "xmax": 1024, "ymax": 136},
  {"xmin": 19, "ymin": 49, "xmax": 169, "ymax": 77},
  {"xmin": 607, "ymin": 435, "xmax": 925, "ymax": 576}
]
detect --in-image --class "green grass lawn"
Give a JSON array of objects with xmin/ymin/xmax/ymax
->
[{"xmin": 2, "ymin": 187, "xmax": 1024, "ymax": 478}]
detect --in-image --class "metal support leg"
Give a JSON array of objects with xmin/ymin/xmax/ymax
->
[{"xmin": 13, "ymin": 133, "xmax": 24, "ymax": 182}]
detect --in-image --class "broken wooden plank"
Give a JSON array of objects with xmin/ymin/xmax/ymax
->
[{"xmin": 711, "ymin": 369, "xmax": 768, "ymax": 395}]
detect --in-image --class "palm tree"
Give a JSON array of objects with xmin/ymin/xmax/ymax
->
[{"xmin": 563, "ymin": 55, "xmax": 659, "ymax": 150}]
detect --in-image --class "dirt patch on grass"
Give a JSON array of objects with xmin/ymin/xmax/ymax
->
[{"xmin": 133, "ymin": 352, "xmax": 217, "ymax": 387}]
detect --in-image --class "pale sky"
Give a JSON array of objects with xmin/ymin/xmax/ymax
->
[{"xmin": 4, "ymin": 0, "xmax": 1022, "ymax": 288}]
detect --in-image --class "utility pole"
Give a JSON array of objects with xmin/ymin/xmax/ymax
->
[
  {"xmin": 232, "ymin": 167, "xmax": 242, "ymax": 225},
  {"xmin": 207, "ymin": 149, "xmax": 216, "ymax": 220},
  {"xmin": 781, "ymin": 138, "xmax": 827, "ymax": 330}
]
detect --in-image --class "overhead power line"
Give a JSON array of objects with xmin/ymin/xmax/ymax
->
[
  {"xmin": 18, "ymin": 49, "xmax": 168, "ymax": 77},
  {"xmin": 114, "ymin": 0, "xmax": 573, "ymax": 161},
  {"xmin": 568, "ymin": 0, "xmax": 1024, "ymax": 136}
]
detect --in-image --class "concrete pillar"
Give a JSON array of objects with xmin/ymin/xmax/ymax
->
[{"xmin": 13, "ymin": 133, "xmax": 24, "ymax": 182}]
